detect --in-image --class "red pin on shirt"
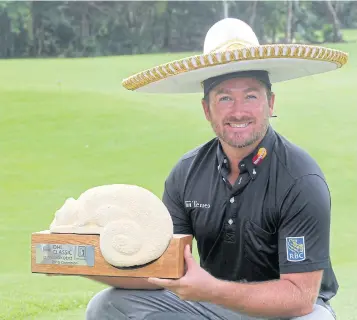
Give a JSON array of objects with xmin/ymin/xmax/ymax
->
[{"xmin": 252, "ymin": 148, "xmax": 267, "ymax": 165}]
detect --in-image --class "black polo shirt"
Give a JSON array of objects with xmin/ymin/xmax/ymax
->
[{"xmin": 162, "ymin": 125, "xmax": 338, "ymax": 302}]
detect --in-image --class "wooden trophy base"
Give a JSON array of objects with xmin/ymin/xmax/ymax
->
[{"xmin": 31, "ymin": 231, "xmax": 193, "ymax": 279}]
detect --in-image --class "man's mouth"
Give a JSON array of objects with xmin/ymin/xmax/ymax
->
[{"xmin": 226, "ymin": 122, "xmax": 252, "ymax": 128}]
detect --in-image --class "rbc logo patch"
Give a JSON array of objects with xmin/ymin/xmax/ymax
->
[{"xmin": 286, "ymin": 236, "xmax": 306, "ymax": 262}]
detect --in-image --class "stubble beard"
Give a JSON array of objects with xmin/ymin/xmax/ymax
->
[{"xmin": 210, "ymin": 109, "xmax": 270, "ymax": 149}]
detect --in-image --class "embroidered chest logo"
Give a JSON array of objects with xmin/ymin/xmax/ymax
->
[
  {"xmin": 286, "ymin": 236, "xmax": 306, "ymax": 262},
  {"xmin": 185, "ymin": 200, "xmax": 211, "ymax": 209},
  {"xmin": 252, "ymin": 147, "xmax": 267, "ymax": 165}
]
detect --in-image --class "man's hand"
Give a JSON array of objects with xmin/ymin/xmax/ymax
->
[{"xmin": 148, "ymin": 244, "xmax": 218, "ymax": 301}]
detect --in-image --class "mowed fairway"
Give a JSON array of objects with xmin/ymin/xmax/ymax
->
[{"xmin": 0, "ymin": 38, "xmax": 356, "ymax": 319}]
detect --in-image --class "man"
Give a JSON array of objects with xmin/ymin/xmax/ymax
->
[{"xmin": 85, "ymin": 18, "xmax": 348, "ymax": 319}]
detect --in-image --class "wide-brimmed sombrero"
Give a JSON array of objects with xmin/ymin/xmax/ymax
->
[{"xmin": 121, "ymin": 18, "xmax": 348, "ymax": 94}]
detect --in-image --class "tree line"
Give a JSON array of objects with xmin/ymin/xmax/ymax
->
[{"xmin": 0, "ymin": 1, "xmax": 355, "ymax": 59}]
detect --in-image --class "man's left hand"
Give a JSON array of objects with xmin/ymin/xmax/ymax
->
[{"xmin": 148, "ymin": 244, "xmax": 218, "ymax": 302}]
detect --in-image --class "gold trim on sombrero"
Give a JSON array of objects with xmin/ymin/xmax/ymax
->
[{"xmin": 122, "ymin": 44, "xmax": 348, "ymax": 91}]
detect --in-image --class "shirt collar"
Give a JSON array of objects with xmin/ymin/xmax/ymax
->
[{"xmin": 216, "ymin": 125, "xmax": 276, "ymax": 180}]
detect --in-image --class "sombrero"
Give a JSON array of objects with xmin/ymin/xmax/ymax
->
[{"xmin": 121, "ymin": 18, "xmax": 348, "ymax": 94}]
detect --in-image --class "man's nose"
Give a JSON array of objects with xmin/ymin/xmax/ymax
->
[{"xmin": 230, "ymin": 97, "xmax": 248, "ymax": 111}]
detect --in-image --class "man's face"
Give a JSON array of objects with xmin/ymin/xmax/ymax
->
[{"xmin": 201, "ymin": 77, "xmax": 274, "ymax": 149}]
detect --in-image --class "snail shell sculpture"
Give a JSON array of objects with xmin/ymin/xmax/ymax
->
[{"xmin": 49, "ymin": 184, "xmax": 174, "ymax": 268}]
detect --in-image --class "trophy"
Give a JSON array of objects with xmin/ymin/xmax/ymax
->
[{"xmin": 31, "ymin": 184, "xmax": 192, "ymax": 278}]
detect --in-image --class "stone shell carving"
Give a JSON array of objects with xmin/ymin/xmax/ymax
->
[{"xmin": 49, "ymin": 184, "xmax": 174, "ymax": 268}]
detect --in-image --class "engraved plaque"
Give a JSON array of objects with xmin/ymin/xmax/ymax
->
[{"xmin": 35, "ymin": 243, "xmax": 94, "ymax": 267}]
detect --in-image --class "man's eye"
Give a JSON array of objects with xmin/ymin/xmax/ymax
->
[
  {"xmin": 247, "ymin": 95, "xmax": 257, "ymax": 99},
  {"xmin": 219, "ymin": 96, "xmax": 232, "ymax": 101}
]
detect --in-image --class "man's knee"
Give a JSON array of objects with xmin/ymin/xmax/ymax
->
[
  {"xmin": 85, "ymin": 287, "xmax": 123, "ymax": 320},
  {"xmin": 85, "ymin": 287, "xmax": 170, "ymax": 320}
]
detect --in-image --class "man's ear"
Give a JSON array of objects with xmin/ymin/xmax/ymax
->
[{"xmin": 201, "ymin": 98, "xmax": 211, "ymax": 121}]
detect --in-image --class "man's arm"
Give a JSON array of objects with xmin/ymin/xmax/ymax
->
[
  {"xmin": 148, "ymin": 247, "xmax": 322, "ymax": 318},
  {"xmin": 209, "ymin": 270, "xmax": 322, "ymax": 318},
  {"xmin": 207, "ymin": 174, "xmax": 331, "ymax": 317}
]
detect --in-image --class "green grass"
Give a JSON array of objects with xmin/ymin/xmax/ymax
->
[
  {"xmin": 342, "ymin": 28, "xmax": 357, "ymax": 42},
  {"xmin": 1, "ymin": 34, "xmax": 357, "ymax": 319}
]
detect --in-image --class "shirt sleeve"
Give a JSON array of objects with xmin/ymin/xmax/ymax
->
[
  {"xmin": 278, "ymin": 174, "xmax": 332, "ymax": 274},
  {"xmin": 162, "ymin": 162, "xmax": 193, "ymax": 235}
]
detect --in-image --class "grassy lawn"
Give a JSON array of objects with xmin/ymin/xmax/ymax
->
[{"xmin": 1, "ymin": 35, "xmax": 356, "ymax": 319}]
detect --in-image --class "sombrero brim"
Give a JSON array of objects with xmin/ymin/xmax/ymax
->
[{"xmin": 121, "ymin": 44, "xmax": 348, "ymax": 94}]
